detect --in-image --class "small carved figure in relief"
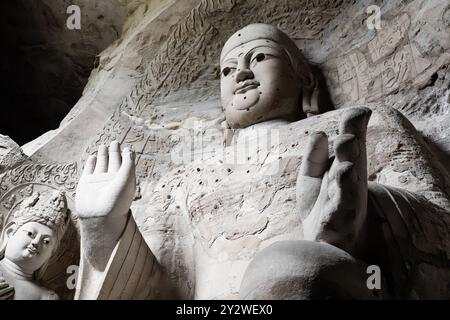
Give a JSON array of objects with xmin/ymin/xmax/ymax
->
[{"xmin": 0, "ymin": 190, "xmax": 69, "ymax": 300}]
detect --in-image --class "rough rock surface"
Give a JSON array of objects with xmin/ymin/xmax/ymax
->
[
  {"xmin": 0, "ymin": 0, "xmax": 449, "ymax": 299},
  {"xmin": 0, "ymin": 0, "xmax": 128, "ymax": 144},
  {"xmin": 0, "ymin": 135, "xmax": 27, "ymax": 174}
]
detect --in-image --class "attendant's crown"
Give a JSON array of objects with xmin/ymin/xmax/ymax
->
[{"xmin": 15, "ymin": 190, "xmax": 69, "ymax": 235}]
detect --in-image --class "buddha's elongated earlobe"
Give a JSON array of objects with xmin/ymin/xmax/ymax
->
[{"xmin": 302, "ymin": 78, "xmax": 320, "ymax": 117}]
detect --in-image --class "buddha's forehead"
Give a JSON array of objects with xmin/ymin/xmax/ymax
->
[
  {"xmin": 220, "ymin": 23, "xmax": 292, "ymax": 63},
  {"xmin": 221, "ymin": 39, "xmax": 282, "ymax": 63}
]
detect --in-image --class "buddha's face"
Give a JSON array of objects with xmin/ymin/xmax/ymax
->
[
  {"xmin": 220, "ymin": 39, "xmax": 301, "ymax": 128},
  {"xmin": 4, "ymin": 222, "xmax": 56, "ymax": 272}
]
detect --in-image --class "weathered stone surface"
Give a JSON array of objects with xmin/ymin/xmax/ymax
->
[
  {"xmin": 0, "ymin": 0, "xmax": 128, "ymax": 144},
  {"xmin": 1, "ymin": 0, "xmax": 449, "ymax": 299},
  {"xmin": 0, "ymin": 135, "xmax": 27, "ymax": 174}
]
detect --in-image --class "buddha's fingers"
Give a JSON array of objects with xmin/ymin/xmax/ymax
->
[
  {"xmin": 299, "ymin": 131, "xmax": 329, "ymax": 177},
  {"xmin": 108, "ymin": 141, "xmax": 122, "ymax": 173},
  {"xmin": 117, "ymin": 147, "xmax": 136, "ymax": 183},
  {"xmin": 94, "ymin": 144, "xmax": 109, "ymax": 174},
  {"xmin": 339, "ymin": 107, "xmax": 372, "ymax": 138},
  {"xmin": 297, "ymin": 132, "xmax": 329, "ymax": 218},
  {"xmin": 338, "ymin": 107, "xmax": 371, "ymax": 187},
  {"xmin": 327, "ymin": 159, "xmax": 356, "ymax": 205},
  {"xmin": 334, "ymin": 134, "xmax": 359, "ymax": 163},
  {"xmin": 82, "ymin": 155, "xmax": 96, "ymax": 176},
  {"xmin": 334, "ymin": 161, "xmax": 357, "ymax": 208},
  {"xmin": 319, "ymin": 161, "xmax": 358, "ymax": 250}
]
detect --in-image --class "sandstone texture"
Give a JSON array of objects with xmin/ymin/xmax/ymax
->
[
  {"xmin": 0, "ymin": 0, "xmax": 128, "ymax": 144},
  {"xmin": 0, "ymin": 0, "xmax": 449, "ymax": 299},
  {"xmin": 0, "ymin": 135, "xmax": 27, "ymax": 174}
]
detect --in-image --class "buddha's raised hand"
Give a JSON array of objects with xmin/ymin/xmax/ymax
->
[
  {"xmin": 296, "ymin": 107, "xmax": 371, "ymax": 254},
  {"xmin": 75, "ymin": 141, "xmax": 136, "ymax": 268}
]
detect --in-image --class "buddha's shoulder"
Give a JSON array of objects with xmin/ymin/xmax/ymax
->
[{"xmin": 287, "ymin": 105, "xmax": 416, "ymax": 135}]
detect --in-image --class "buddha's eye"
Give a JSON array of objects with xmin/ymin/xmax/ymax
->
[
  {"xmin": 255, "ymin": 53, "xmax": 266, "ymax": 62},
  {"xmin": 43, "ymin": 239, "xmax": 50, "ymax": 245},
  {"xmin": 222, "ymin": 67, "xmax": 231, "ymax": 77},
  {"xmin": 26, "ymin": 231, "xmax": 34, "ymax": 237}
]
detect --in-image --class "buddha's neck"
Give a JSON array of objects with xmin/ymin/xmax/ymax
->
[{"xmin": 0, "ymin": 258, "xmax": 34, "ymax": 281}]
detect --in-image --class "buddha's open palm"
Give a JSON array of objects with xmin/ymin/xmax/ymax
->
[
  {"xmin": 296, "ymin": 107, "xmax": 372, "ymax": 254},
  {"xmin": 75, "ymin": 141, "xmax": 136, "ymax": 221}
]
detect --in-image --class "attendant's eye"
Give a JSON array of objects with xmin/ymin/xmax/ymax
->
[
  {"xmin": 43, "ymin": 239, "xmax": 50, "ymax": 245},
  {"xmin": 255, "ymin": 53, "xmax": 266, "ymax": 62},
  {"xmin": 26, "ymin": 231, "xmax": 34, "ymax": 237},
  {"xmin": 222, "ymin": 67, "xmax": 231, "ymax": 77}
]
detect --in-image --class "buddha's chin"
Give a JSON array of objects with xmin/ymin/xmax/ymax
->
[{"xmin": 232, "ymin": 89, "xmax": 260, "ymax": 110}]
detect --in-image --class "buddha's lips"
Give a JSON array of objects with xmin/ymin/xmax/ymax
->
[{"xmin": 234, "ymin": 80, "xmax": 260, "ymax": 94}]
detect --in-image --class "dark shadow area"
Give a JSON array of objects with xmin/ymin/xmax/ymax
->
[
  {"xmin": 422, "ymin": 135, "xmax": 450, "ymax": 177},
  {"xmin": 0, "ymin": 1, "xmax": 124, "ymax": 145},
  {"xmin": 311, "ymin": 64, "xmax": 335, "ymax": 114}
]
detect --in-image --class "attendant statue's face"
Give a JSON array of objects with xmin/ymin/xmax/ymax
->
[
  {"xmin": 220, "ymin": 24, "xmax": 313, "ymax": 128},
  {"xmin": 0, "ymin": 191, "xmax": 68, "ymax": 275},
  {"xmin": 4, "ymin": 222, "xmax": 56, "ymax": 272}
]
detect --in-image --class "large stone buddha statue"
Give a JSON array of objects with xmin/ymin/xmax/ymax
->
[{"xmin": 74, "ymin": 24, "xmax": 449, "ymax": 299}]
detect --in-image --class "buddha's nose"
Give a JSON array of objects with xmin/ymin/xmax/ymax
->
[{"xmin": 235, "ymin": 68, "xmax": 254, "ymax": 83}]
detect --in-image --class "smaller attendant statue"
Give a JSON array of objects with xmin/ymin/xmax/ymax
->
[{"xmin": 0, "ymin": 190, "xmax": 69, "ymax": 300}]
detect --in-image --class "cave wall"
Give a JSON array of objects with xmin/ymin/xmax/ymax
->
[
  {"xmin": 0, "ymin": 0, "xmax": 449, "ymax": 299},
  {"xmin": 0, "ymin": 0, "xmax": 127, "ymax": 145}
]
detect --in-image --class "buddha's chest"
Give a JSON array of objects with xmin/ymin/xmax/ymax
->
[{"xmin": 183, "ymin": 154, "xmax": 303, "ymax": 253}]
